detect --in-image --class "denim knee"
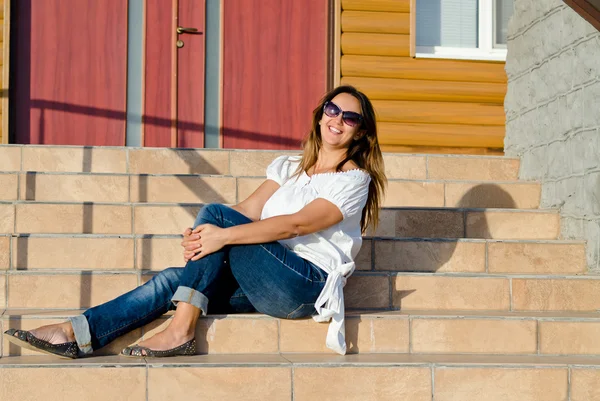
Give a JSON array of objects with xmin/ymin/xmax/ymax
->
[
  {"xmin": 153, "ymin": 267, "xmax": 182, "ymax": 292},
  {"xmin": 194, "ymin": 203, "xmax": 224, "ymax": 227}
]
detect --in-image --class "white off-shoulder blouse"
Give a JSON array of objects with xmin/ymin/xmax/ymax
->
[{"xmin": 261, "ymin": 155, "xmax": 370, "ymax": 355}]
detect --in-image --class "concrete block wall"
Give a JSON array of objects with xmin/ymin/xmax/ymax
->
[{"xmin": 504, "ymin": 0, "xmax": 600, "ymax": 270}]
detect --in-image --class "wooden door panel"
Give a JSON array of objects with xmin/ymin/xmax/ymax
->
[
  {"xmin": 222, "ymin": 0, "xmax": 328, "ymax": 150},
  {"xmin": 177, "ymin": 0, "xmax": 205, "ymax": 148},
  {"xmin": 14, "ymin": 0, "xmax": 127, "ymax": 145}
]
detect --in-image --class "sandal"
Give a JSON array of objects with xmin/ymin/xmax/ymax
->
[
  {"xmin": 4, "ymin": 329, "xmax": 80, "ymax": 359},
  {"xmin": 121, "ymin": 338, "xmax": 196, "ymax": 358}
]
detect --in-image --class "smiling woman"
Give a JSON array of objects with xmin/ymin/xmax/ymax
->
[{"xmin": 5, "ymin": 85, "xmax": 387, "ymax": 358}]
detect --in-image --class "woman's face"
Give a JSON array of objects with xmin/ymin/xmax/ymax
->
[{"xmin": 319, "ymin": 93, "xmax": 364, "ymax": 150}]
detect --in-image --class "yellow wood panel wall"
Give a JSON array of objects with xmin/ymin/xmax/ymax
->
[{"xmin": 340, "ymin": 0, "xmax": 507, "ymax": 154}]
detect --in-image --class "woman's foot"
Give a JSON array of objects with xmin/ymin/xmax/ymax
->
[
  {"xmin": 29, "ymin": 322, "xmax": 76, "ymax": 345},
  {"xmin": 121, "ymin": 325, "xmax": 196, "ymax": 357}
]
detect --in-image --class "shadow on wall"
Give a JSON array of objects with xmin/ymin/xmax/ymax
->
[{"xmin": 343, "ymin": 184, "xmax": 518, "ymax": 354}]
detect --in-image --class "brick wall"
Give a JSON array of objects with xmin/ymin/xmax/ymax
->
[{"xmin": 504, "ymin": 0, "xmax": 600, "ymax": 270}]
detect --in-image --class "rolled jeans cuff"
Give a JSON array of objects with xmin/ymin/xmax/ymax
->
[
  {"xmin": 68, "ymin": 315, "xmax": 94, "ymax": 356},
  {"xmin": 172, "ymin": 286, "xmax": 209, "ymax": 315}
]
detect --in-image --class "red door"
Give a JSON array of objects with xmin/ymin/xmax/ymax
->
[
  {"xmin": 143, "ymin": 0, "xmax": 206, "ymax": 148},
  {"xmin": 13, "ymin": 0, "xmax": 128, "ymax": 145},
  {"xmin": 222, "ymin": 0, "xmax": 329, "ymax": 150}
]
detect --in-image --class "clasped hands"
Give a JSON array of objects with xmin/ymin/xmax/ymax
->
[{"xmin": 181, "ymin": 224, "xmax": 229, "ymax": 262}]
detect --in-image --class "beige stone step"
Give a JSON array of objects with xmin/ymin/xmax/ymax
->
[
  {"xmin": 4, "ymin": 271, "xmax": 600, "ymax": 312},
  {"xmin": 2, "ymin": 171, "xmax": 541, "ymax": 208},
  {"xmin": 5, "ymin": 202, "xmax": 558, "ymax": 239},
  {"xmin": 3, "ymin": 234, "xmax": 584, "ymax": 274},
  {"xmin": 1, "ymin": 354, "xmax": 600, "ymax": 401},
  {"xmin": 1, "ymin": 145, "xmax": 521, "ymax": 181},
  {"xmin": 4, "ymin": 310, "xmax": 600, "ymax": 357}
]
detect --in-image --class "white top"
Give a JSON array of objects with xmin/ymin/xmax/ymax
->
[{"xmin": 261, "ymin": 155, "xmax": 371, "ymax": 355}]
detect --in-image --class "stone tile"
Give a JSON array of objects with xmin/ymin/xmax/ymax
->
[
  {"xmin": 0, "ymin": 274, "xmax": 5, "ymax": 309},
  {"xmin": 0, "ymin": 237, "xmax": 9, "ymax": 269},
  {"xmin": 0, "ymin": 204, "xmax": 14, "ymax": 233},
  {"xmin": 366, "ymin": 208, "xmax": 396, "ymax": 237},
  {"xmin": 434, "ymin": 367, "xmax": 568, "ymax": 401},
  {"xmin": 445, "ymin": 182, "xmax": 541, "ymax": 208},
  {"xmin": 294, "ymin": 367, "xmax": 431, "ymax": 401},
  {"xmin": 395, "ymin": 210, "xmax": 464, "ymax": 238},
  {"xmin": 540, "ymin": 322, "xmax": 600, "ymax": 355},
  {"xmin": 393, "ymin": 276, "xmax": 510, "ymax": 310},
  {"xmin": 374, "ymin": 240, "xmax": 485, "ymax": 273},
  {"xmin": 412, "ymin": 318, "xmax": 537, "ymax": 354},
  {"xmin": 8, "ymin": 274, "xmax": 138, "ymax": 308},
  {"xmin": 134, "ymin": 205, "xmax": 202, "ymax": 234},
  {"xmin": 279, "ymin": 316, "xmax": 409, "ymax": 353},
  {"xmin": 0, "ymin": 146, "xmax": 21, "ymax": 171},
  {"xmin": 427, "ymin": 157, "xmax": 519, "ymax": 181},
  {"xmin": 22, "ymin": 147, "xmax": 127, "ymax": 173},
  {"xmin": 384, "ymin": 182, "xmax": 444, "ymax": 207},
  {"xmin": 229, "ymin": 151, "xmax": 293, "ymax": 176},
  {"xmin": 148, "ymin": 367, "xmax": 291, "ymax": 401},
  {"xmin": 12, "ymin": 237, "xmax": 134, "ymax": 270},
  {"xmin": 16, "ymin": 204, "xmax": 132, "ymax": 234},
  {"xmin": 466, "ymin": 211, "xmax": 559, "ymax": 239},
  {"xmin": 355, "ymin": 239, "xmax": 372, "ymax": 271},
  {"xmin": 488, "ymin": 242, "xmax": 586, "ymax": 274},
  {"xmin": 345, "ymin": 275, "xmax": 390, "ymax": 309},
  {"xmin": 143, "ymin": 316, "xmax": 279, "ymax": 354},
  {"xmin": 236, "ymin": 178, "xmax": 263, "ymax": 203},
  {"xmin": 130, "ymin": 176, "xmax": 236, "ymax": 204},
  {"xmin": 512, "ymin": 279, "xmax": 600, "ymax": 311},
  {"xmin": 383, "ymin": 155, "xmax": 427, "ymax": 179},
  {"xmin": 0, "ymin": 367, "xmax": 146, "ymax": 401},
  {"xmin": 136, "ymin": 238, "xmax": 183, "ymax": 270},
  {"xmin": 128, "ymin": 148, "xmax": 230, "ymax": 175},
  {"xmin": 571, "ymin": 369, "xmax": 600, "ymax": 401},
  {"xmin": 19, "ymin": 174, "xmax": 129, "ymax": 202},
  {"xmin": 0, "ymin": 174, "xmax": 18, "ymax": 200},
  {"xmin": 2, "ymin": 317, "xmax": 142, "ymax": 356}
]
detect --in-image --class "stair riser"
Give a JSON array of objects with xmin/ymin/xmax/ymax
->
[
  {"xmin": 1, "ymin": 237, "xmax": 585, "ymax": 274},
  {"xmin": 0, "ymin": 146, "xmax": 520, "ymax": 181},
  {"xmin": 4, "ymin": 315, "xmax": 600, "ymax": 357},
  {"xmin": 2, "ymin": 274, "xmax": 600, "ymax": 312},
  {"xmin": 4, "ymin": 204, "xmax": 559, "ymax": 239},
  {"xmin": 0, "ymin": 172, "xmax": 541, "ymax": 208},
  {"xmin": 0, "ymin": 365, "xmax": 596, "ymax": 401}
]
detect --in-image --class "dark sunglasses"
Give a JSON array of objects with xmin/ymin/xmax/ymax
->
[{"xmin": 323, "ymin": 101, "xmax": 363, "ymax": 127}]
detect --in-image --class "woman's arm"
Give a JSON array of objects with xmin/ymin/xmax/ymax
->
[
  {"xmin": 187, "ymin": 199, "xmax": 343, "ymax": 260},
  {"xmin": 231, "ymin": 180, "xmax": 280, "ymax": 221}
]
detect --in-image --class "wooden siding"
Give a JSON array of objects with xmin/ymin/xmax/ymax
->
[{"xmin": 340, "ymin": 0, "xmax": 507, "ymax": 154}]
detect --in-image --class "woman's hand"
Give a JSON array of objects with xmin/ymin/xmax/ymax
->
[
  {"xmin": 186, "ymin": 224, "xmax": 230, "ymax": 261},
  {"xmin": 181, "ymin": 227, "xmax": 202, "ymax": 262}
]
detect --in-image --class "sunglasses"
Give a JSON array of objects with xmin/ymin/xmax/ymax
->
[{"xmin": 323, "ymin": 101, "xmax": 363, "ymax": 127}]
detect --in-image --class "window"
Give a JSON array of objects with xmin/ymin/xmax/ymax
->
[{"xmin": 416, "ymin": 0, "xmax": 514, "ymax": 61}]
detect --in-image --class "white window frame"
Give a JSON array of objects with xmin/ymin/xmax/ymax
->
[{"xmin": 415, "ymin": 0, "xmax": 508, "ymax": 62}]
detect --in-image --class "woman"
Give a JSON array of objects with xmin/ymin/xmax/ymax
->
[{"xmin": 5, "ymin": 85, "xmax": 386, "ymax": 358}]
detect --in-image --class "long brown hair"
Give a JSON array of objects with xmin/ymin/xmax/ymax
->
[{"xmin": 296, "ymin": 85, "xmax": 386, "ymax": 233}]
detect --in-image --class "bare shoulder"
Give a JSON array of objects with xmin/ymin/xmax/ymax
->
[{"xmin": 341, "ymin": 161, "xmax": 362, "ymax": 172}]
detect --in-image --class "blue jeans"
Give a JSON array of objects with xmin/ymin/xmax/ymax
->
[{"xmin": 69, "ymin": 204, "xmax": 328, "ymax": 355}]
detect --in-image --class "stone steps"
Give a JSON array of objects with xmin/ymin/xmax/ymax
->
[
  {"xmin": 0, "ymin": 171, "xmax": 541, "ymax": 208},
  {"xmin": 1, "ymin": 203, "xmax": 560, "ymax": 239},
  {"xmin": 4, "ymin": 309, "xmax": 600, "ymax": 357},
  {"xmin": 0, "ymin": 353, "xmax": 599, "ymax": 400},
  {"xmin": 2, "ymin": 271, "xmax": 599, "ymax": 311},
  {"xmin": 0, "ymin": 235, "xmax": 585, "ymax": 273}
]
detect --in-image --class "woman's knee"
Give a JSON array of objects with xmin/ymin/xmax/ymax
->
[
  {"xmin": 153, "ymin": 267, "xmax": 183, "ymax": 291},
  {"xmin": 194, "ymin": 203, "xmax": 226, "ymax": 227}
]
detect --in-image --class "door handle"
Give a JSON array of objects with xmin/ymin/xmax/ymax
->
[{"xmin": 177, "ymin": 27, "xmax": 203, "ymax": 34}]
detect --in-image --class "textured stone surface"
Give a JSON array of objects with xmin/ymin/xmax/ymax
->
[
  {"xmin": 148, "ymin": 367, "xmax": 291, "ymax": 401},
  {"xmin": 384, "ymin": 181, "xmax": 444, "ymax": 207},
  {"xmin": 19, "ymin": 174, "xmax": 129, "ymax": 202},
  {"xmin": 487, "ymin": 242, "xmax": 586, "ymax": 274},
  {"xmin": 383, "ymin": 155, "xmax": 427, "ymax": 179},
  {"xmin": 0, "ymin": 204, "xmax": 14, "ymax": 233},
  {"xmin": 22, "ymin": 147, "xmax": 127, "ymax": 173},
  {"xmin": 0, "ymin": 368, "xmax": 146, "ymax": 401},
  {"xmin": 465, "ymin": 211, "xmax": 559, "ymax": 239},
  {"xmin": 412, "ymin": 318, "xmax": 537, "ymax": 354},
  {"xmin": 345, "ymin": 275, "xmax": 390, "ymax": 309},
  {"xmin": 134, "ymin": 205, "xmax": 202, "ymax": 235},
  {"xmin": 0, "ymin": 236, "xmax": 9, "ymax": 270},
  {"xmin": 505, "ymin": 1, "xmax": 600, "ymax": 269},
  {"xmin": 427, "ymin": 157, "xmax": 519, "ymax": 181},
  {"xmin": 0, "ymin": 174, "xmax": 18, "ymax": 200},
  {"xmin": 0, "ymin": 147, "xmax": 21, "ymax": 171},
  {"xmin": 434, "ymin": 367, "xmax": 568, "ymax": 401},
  {"xmin": 512, "ymin": 279, "xmax": 600, "ymax": 311},
  {"xmin": 128, "ymin": 148, "xmax": 230, "ymax": 175},
  {"xmin": 571, "ymin": 369, "xmax": 600, "ymax": 401},
  {"xmin": 540, "ymin": 321, "xmax": 600, "ymax": 355},
  {"xmin": 130, "ymin": 176, "xmax": 236, "ymax": 204},
  {"xmin": 294, "ymin": 367, "xmax": 431, "ymax": 401}
]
